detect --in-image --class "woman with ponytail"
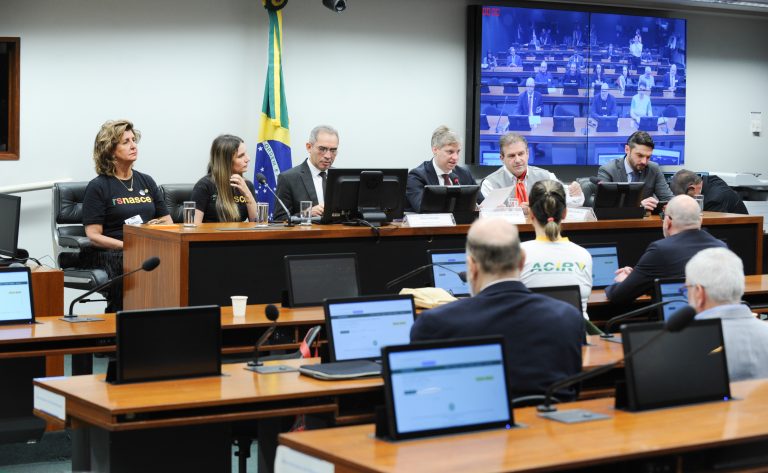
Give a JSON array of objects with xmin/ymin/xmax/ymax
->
[{"xmin": 520, "ymin": 179, "xmax": 593, "ymax": 319}]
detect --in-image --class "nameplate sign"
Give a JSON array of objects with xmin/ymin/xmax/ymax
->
[
  {"xmin": 480, "ymin": 208, "xmax": 526, "ymax": 224},
  {"xmin": 404, "ymin": 213, "xmax": 456, "ymax": 228},
  {"xmin": 33, "ymin": 384, "xmax": 66, "ymax": 421}
]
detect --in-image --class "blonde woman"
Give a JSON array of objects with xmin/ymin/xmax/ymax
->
[{"xmin": 192, "ymin": 134, "xmax": 257, "ymax": 223}]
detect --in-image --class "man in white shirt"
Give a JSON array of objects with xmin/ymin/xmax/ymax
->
[
  {"xmin": 273, "ymin": 125, "xmax": 338, "ymax": 221},
  {"xmin": 480, "ymin": 132, "xmax": 584, "ymax": 208},
  {"xmin": 686, "ymin": 247, "xmax": 768, "ymax": 381}
]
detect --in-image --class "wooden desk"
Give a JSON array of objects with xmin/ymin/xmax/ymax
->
[
  {"xmin": 122, "ymin": 214, "xmax": 763, "ymax": 310},
  {"xmin": 279, "ymin": 379, "xmax": 768, "ymax": 473}
]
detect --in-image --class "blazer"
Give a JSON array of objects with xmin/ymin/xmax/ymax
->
[
  {"xmin": 405, "ymin": 160, "xmax": 477, "ymax": 212},
  {"xmin": 273, "ymin": 160, "xmax": 317, "ymax": 221},
  {"xmin": 597, "ymin": 157, "xmax": 674, "ymax": 202},
  {"xmin": 517, "ymin": 91, "xmax": 544, "ymax": 116},
  {"xmin": 604, "ymin": 229, "xmax": 726, "ymax": 305},
  {"xmin": 410, "ymin": 280, "xmax": 584, "ymax": 400}
]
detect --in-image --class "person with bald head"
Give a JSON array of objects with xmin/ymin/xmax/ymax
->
[
  {"xmin": 410, "ymin": 217, "xmax": 584, "ymax": 400},
  {"xmin": 517, "ymin": 77, "xmax": 543, "ymax": 117},
  {"xmin": 604, "ymin": 194, "xmax": 727, "ymax": 305},
  {"xmin": 686, "ymin": 248, "xmax": 768, "ymax": 381}
]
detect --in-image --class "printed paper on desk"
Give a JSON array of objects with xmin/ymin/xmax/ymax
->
[
  {"xmin": 479, "ymin": 186, "xmax": 514, "ymax": 210},
  {"xmin": 404, "ymin": 213, "xmax": 456, "ymax": 228},
  {"xmin": 275, "ymin": 445, "xmax": 334, "ymax": 473},
  {"xmin": 563, "ymin": 207, "xmax": 596, "ymax": 222},
  {"xmin": 480, "ymin": 208, "xmax": 526, "ymax": 224}
]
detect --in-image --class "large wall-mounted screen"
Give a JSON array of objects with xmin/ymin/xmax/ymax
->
[{"xmin": 468, "ymin": 5, "xmax": 687, "ymax": 167}]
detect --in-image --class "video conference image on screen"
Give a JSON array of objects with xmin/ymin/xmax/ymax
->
[{"xmin": 473, "ymin": 5, "xmax": 686, "ymax": 167}]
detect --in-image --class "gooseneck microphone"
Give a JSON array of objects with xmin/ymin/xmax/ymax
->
[
  {"xmin": 601, "ymin": 299, "xmax": 685, "ymax": 339},
  {"xmin": 385, "ymin": 263, "xmax": 467, "ymax": 289},
  {"xmin": 62, "ymin": 256, "xmax": 161, "ymax": 323},
  {"xmin": 247, "ymin": 304, "xmax": 280, "ymax": 368},
  {"xmin": 536, "ymin": 305, "xmax": 697, "ymax": 414},
  {"xmin": 255, "ymin": 173, "xmax": 294, "ymax": 227}
]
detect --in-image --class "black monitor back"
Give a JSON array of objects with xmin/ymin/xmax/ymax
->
[
  {"xmin": 321, "ymin": 168, "xmax": 407, "ymax": 224},
  {"xmin": 593, "ymin": 182, "xmax": 645, "ymax": 220},
  {"xmin": 0, "ymin": 193, "xmax": 21, "ymax": 259},
  {"xmin": 420, "ymin": 185, "xmax": 480, "ymax": 224},
  {"xmin": 284, "ymin": 253, "xmax": 360, "ymax": 307}
]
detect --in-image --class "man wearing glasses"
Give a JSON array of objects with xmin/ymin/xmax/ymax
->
[
  {"xmin": 604, "ymin": 194, "xmax": 726, "ymax": 305},
  {"xmin": 686, "ymin": 247, "xmax": 768, "ymax": 381},
  {"xmin": 273, "ymin": 125, "xmax": 338, "ymax": 221}
]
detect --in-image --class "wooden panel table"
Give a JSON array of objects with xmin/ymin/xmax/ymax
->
[
  {"xmin": 279, "ymin": 379, "xmax": 768, "ymax": 473},
  {"xmin": 122, "ymin": 213, "xmax": 763, "ymax": 310}
]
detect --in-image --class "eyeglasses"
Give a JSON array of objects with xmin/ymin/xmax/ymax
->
[
  {"xmin": 681, "ymin": 283, "xmax": 703, "ymax": 296},
  {"xmin": 316, "ymin": 146, "xmax": 338, "ymax": 155}
]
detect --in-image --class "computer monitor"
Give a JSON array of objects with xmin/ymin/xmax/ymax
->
[
  {"xmin": 0, "ymin": 266, "xmax": 35, "ymax": 325},
  {"xmin": 0, "ymin": 193, "xmax": 21, "ymax": 260},
  {"xmin": 553, "ymin": 116, "xmax": 575, "ymax": 132},
  {"xmin": 381, "ymin": 336, "xmax": 513, "ymax": 440},
  {"xmin": 479, "ymin": 114, "xmax": 490, "ymax": 131},
  {"xmin": 114, "ymin": 305, "xmax": 222, "ymax": 384},
  {"xmin": 529, "ymin": 285, "xmax": 581, "ymax": 310},
  {"xmin": 621, "ymin": 319, "xmax": 731, "ymax": 411},
  {"xmin": 674, "ymin": 116, "xmax": 685, "ymax": 131},
  {"xmin": 324, "ymin": 294, "xmax": 415, "ymax": 362},
  {"xmin": 653, "ymin": 277, "xmax": 688, "ymax": 322},
  {"xmin": 583, "ymin": 243, "xmax": 620, "ymax": 289},
  {"xmin": 507, "ymin": 115, "xmax": 531, "ymax": 131},
  {"xmin": 427, "ymin": 249, "xmax": 469, "ymax": 297},
  {"xmin": 595, "ymin": 116, "xmax": 618, "ymax": 133},
  {"xmin": 284, "ymin": 253, "xmax": 360, "ymax": 307},
  {"xmin": 592, "ymin": 182, "xmax": 645, "ymax": 220},
  {"xmin": 320, "ymin": 168, "xmax": 407, "ymax": 226},
  {"xmin": 562, "ymin": 85, "xmax": 579, "ymax": 96},
  {"xmin": 419, "ymin": 185, "xmax": 480, "ymax": 224},
  {"xmin": 638, "ymin": 116, "xmax": 659, "ymax": 132}
]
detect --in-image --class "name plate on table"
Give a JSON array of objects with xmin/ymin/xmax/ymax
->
[
  {"xmin": 480, "ymin": 208, "xmax": 526, "ymax": 224},
  {"xmin": 563, "ymin": 207, "xmax": 597, "ymax": 222},
  {"xmin": 404, "ymin": 213, "xmax": 456, "ymax": 227}
]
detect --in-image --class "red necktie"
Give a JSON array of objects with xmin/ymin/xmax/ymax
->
[
  {"xmin": 442, "ymin": 174, "xmax": 451, "ymax": 186},
  {"xmin": 515, "ymin": 171, "xmax": 528, "ymax": 203}
]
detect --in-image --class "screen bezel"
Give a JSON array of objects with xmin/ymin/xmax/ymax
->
[
  {"xmin": 652, "ymin": 277, "xmax": 687, "ymax": 322},
  {"xmin": 381, "ymin": 336, "xmax": 514, "ymax": 441},
  {"xmin": 0, "ymin": 193, "xmax": 21, "ymax": 258},
  {"xmin": 284, "ymin": 253, "xmax": 361, "ymax": 308}
]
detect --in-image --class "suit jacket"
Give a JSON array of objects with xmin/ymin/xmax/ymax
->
[
  {"xmin": 663, "ymin": 73, "xmax": 682, "ymax": 89},
  {"xmin": 703, "ymin": 175, "xmax": 748, "ymax": 214},
  {"xmin": 590, "ymin": 94, "xmax": 616, "ymax": 119},
  {"xmin": 273, "ymin": 160, "xmax": 317, "ymax": 221},
  {"xmin": 604, "ymin": 229, "xmax": 726, "ymax": 305},
  {"xmin": 517, "ymin": 91, "xmax": 544, "ymax": 116},
  {"xmin": 405, "ymin": 160, "xmax": 478, "ymax": 212},
  {"xmin": 597, "ymin": 157, "xmax": 674, "ymax": 202},
  {"xmin": 410, "ymin": 280, "xmax": 584, "ymax": 400}
]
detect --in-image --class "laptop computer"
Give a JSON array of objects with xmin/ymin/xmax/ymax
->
[
  {"xmin": 674, "ymin": 116, "xmax": 685, "ymax": 132},
  {"xmin": 595, "ymin": 116, "xmax": 618, "ymax": 133},
  {"xmin": 381, "ymin": 336, "xmax": 514, "ymax": 440},
  {"xmin": 623, "ymin": 84, "xmax": 637, "ymax": 96},
  {"xmin": 529, "ymin": 285, "xmax": 581, "ymax": 310},
  {"xmin": 284, "ymin": 253, "xmax": 360, "ymax": 307},
  {"xmin": 562, "ymin": 85, "xmax": 579, "ymax": 96},
  {"xmin": 0, "ymin": 266, "xmax": 35, "ymax": 325},
  {"xmin": 427, "ymin": 249, "xmax": 469, "ymax": 297},
  {"xmin": 653, "ymin": 277, "xmax": 689, "ymax": 322},
  {"xmin": 651, "ymin": 85, "xmax": 665, "ymax": 97},
  {"xmin": 583, "ymin": 243, "xmax": 620, "ymax": 289},
  {"xmin": 638, "ymin": 116, "xmax": 659, "ymax": 132},
  {"xmin": 553, "ymin": 116, "xmax": 576, "ymax": 133},
  {"xmin": 299, "ymin": 294, "xmax": 416, "ymax": 379},
  {"xmin": 507, "ymin": 115, "xmax": 531, "ymax": 131},
  {"xmin": 620, "ymin": 319, "xmax": 730, "ymax": 411}
]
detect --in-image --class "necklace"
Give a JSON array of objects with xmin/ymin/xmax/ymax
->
[{"xmin": 116, "ymin": 173, "xmax": 134, "ymax": 192}]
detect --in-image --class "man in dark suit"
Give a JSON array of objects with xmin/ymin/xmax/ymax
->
[
  {"xmin": 664, "ymin": 64, "xmax": 682, "ymax": 91},
  {"xmin": 589, "ymin": 83, "xmax": 617, "ymax": 119},
  {"xmin": 605, "ymin": 195, "xmax": 726, "ymax": 305},
  {"xmin": 670, "ymin": 169, "xmax": 748, "ymax": 214},
  {"xmin": 405, "ymin": 126, "xmax": 477, "ymax": 212},
  {"xmin": 597, "ymin": 131, "xmax": 674, "ymax": 211},
  {"xmin": 410, "ymin": 217, "xmax": 584, "ymax": 400},
  {"xmin": 506, "ymin": 46, "xmax": 522, "ymax": 67},
  {"xmin": 273, "ymin": 125, "xmax": 338, "ymax": 221},
  {"xmin": 516, "ymin": 77, "xmax": 544, "ymax": 116}
]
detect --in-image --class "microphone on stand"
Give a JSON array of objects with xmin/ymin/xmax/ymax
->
[
  {"xmin": 536, "ymin": 305, "xmax": 697, "ymax": 417},
  {"xmin": 245, "ymin": 304, "xmax": 297, "ymax": 374},
  {"xmin": 601, "ymin": 299, "xmax": 686, "ymax": 341},
  {"xmin": 255, "ymin": 173, "xmax": 294, "ymax": 227},
  {"xmin": 385, "ymin": 263, "xmax": 467, "ymax": 289},
  {"xmin": 62, "ymin": 256, "xmax": 161, "ymax": 323}
]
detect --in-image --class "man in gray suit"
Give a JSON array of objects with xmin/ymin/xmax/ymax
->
[
  {"xmin": 686, "ymin": 247, "xmax": 768, "ymax": 381},
  {"xmin": 597, "ymin": 131, "xmax": 673, "ymax": 211},
  {"xmin": 273, "ymin": 125, "xmax": 338, "ymax": 221}
]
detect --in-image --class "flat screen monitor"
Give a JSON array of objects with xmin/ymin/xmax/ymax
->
[
  {"xmin": 115, "ymin": 305, "xmax": 222, "ymax": 384},
  {"xmin": 324, "ymin": 294, "xmax": 415, "ymax": 362},
  {"xmin": 653, "ymin": 277, "xmax": 688, "ymax": 322},
  {"xmin": 529, "ymin": 285, "xmax": 581, "ymax": 311},
  {"xmin": 284, "ymin": 253, "xmax": 360, "ymax": 307},
  {"xmin": 419, "ymin": 185, "xmax": 480, "ymax": 224},
  {"xmin": 593, "ymin": 182, "xmax": 645, "ymax": 220},
  {"xmin": 583, "ymin": 243, "xmax": 619, "ymax": 289},
  {"xmin": 320, "ymin": 168, "xmax": 407, "ymax": 225},
  {"xmin": 0, "ymin": 193, "xmax": 21, "ymax": 259},
  {"xmin": 621, "ymin": 319, "xmax": 731, "ymax": 411},
  {"xmin": 427, "ymin": 249, "xmax": 469, "ymax": 297},
  {"xmin": 382, "ymin": 336, "xmax": 513, "ymax": 440},
  {"xmin": 0, "ymin": 266, "xmax": 35, "ymax": 325}
]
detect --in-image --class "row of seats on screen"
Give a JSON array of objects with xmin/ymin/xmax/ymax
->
[
  {"xmin": 482, "ymin": 83, "xmax": 686, "ymax": 98},
  {"xmin": 480, "ymin": 115, "xmax": 685, "ymax": 133}
]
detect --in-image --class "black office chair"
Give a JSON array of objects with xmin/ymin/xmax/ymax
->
[
  {"xmin": 577, "ymin": 177, "xmax": 597, "ymax": 208},
  {"xmin": 52, "ymin": 182, "xmax": 109, "ymax": 293},
  {"xmin": 159, "ymin": 183, "xmax": 195, "ymax": 223},
  {"xmin": 224, "ymin": 324, "xmax": 323, "ymax": 364}
]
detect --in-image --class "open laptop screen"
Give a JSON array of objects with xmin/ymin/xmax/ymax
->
[
  {"xmin": 325, "ymin": 295, "xmax": 415, "ymax": 362},
  {"xmin": 584, "ymin": 243, "xmax": 619, "ymax": 289},
  {"xmin": 428, "ymin": 249, "xmax": 469, "ymax": 297},
  {"xmin": 284, "ymin": 253, "xmax": 360, "ymax": 307},
  {"xmin": 653, "ymin": 278, "xmax": 688, "ymax": 321},
  {"xmin": 382, "ymin": 337, "xmax": 513, "ymax": 440},
  {"xmin": 0, "ymin": 267, "xmax": 35, "ymax": 325}
]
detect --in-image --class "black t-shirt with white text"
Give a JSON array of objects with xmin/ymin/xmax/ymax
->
[
  {"xmin": 82, "ymin": 171, "xmax": 169, "ymax": 241},
  {"xmin": 191, "ymin": 175, "xmax": 257, "ymax": 222}
]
